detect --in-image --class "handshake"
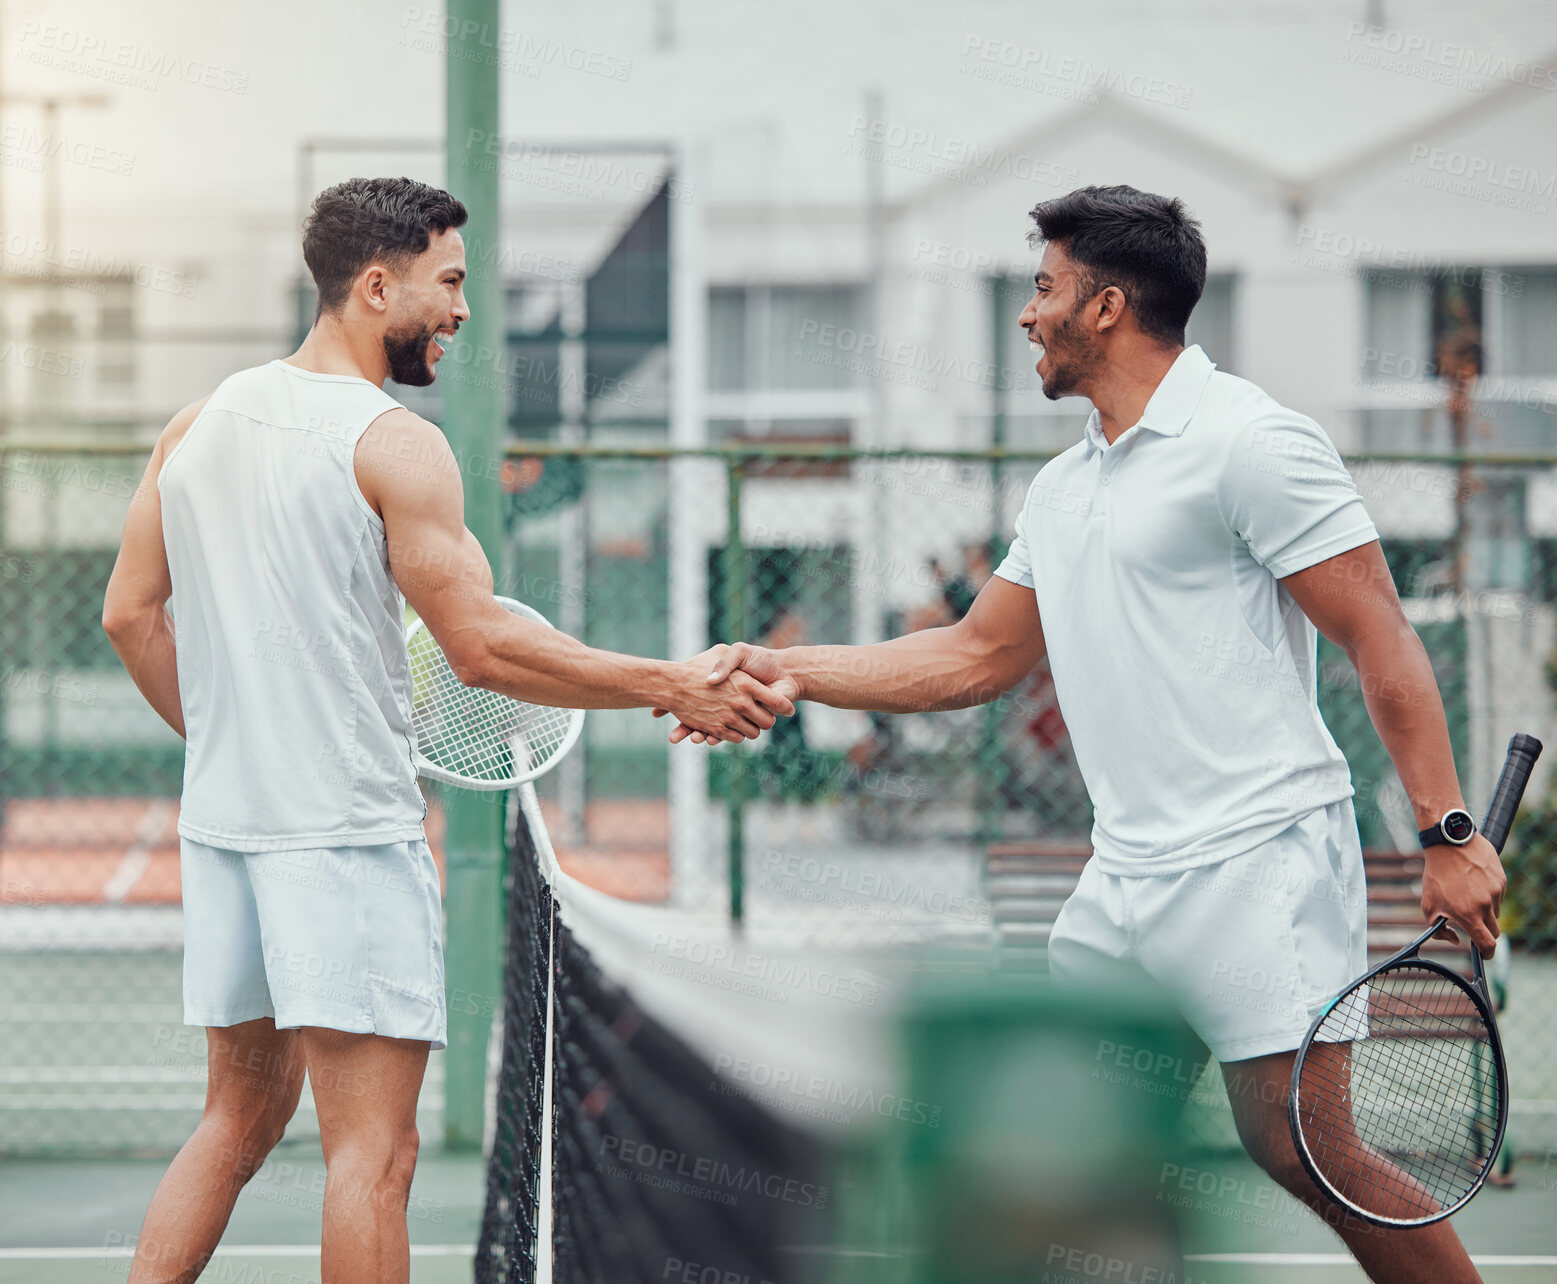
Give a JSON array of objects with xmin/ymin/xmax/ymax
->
[{"xmin": 652, "ymin": 643, "xmax": 796, "ymax": 745}]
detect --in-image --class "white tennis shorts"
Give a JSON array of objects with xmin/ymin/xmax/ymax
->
[
  {"xmin": 1048, "ymin": 799, "xmax": 1368, "ymax": 1063},
  {"xmin": 180, "ymin": 836, "xmax": 448, "ymax": 1050}
]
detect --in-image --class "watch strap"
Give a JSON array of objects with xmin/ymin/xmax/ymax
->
[{"xmin": 1418, "ymin": 809, "xmax": 1476, "ymax": 849}]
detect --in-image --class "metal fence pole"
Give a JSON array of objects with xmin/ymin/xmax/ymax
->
[
  {"xmin": 724, "ymin": 456, "xmax": 748, "ymax": 924},
  {"xmin": 442, "ymin": 0, "xmax": 504, "ymax": 1151},
  {"xmin": 667, "ymin": 145, "xmax": 712, "ymax": 912},
  {"xmin": 977, "ymin": 277, "xmax": 1012, "ymax": 848}
]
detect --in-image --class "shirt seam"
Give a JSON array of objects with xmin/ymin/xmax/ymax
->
[
  {"xmin": 157, "ymin": 404, "xmax": 210, "ymax": 491},
  {"xmin": 1263, "ymin": 520, "xmax": 1379, "ymax": 579},
  {"xmin": 347, "ymin": 406, "xmax": 402, "ymax": 534},
  {"xmin": 176, "ymin": 820, "xmax": 426, "ymax": 848},
  {"xmin": 340, "ymin": 534, "xmax": 369, "ymax": 836},
  {"xmin": 1089, "ymin": 783, "xmax": 1356, "ymax": 875},
  {"xmin": 270, "ymin": 358, "xmax": 384, "ymax": 388}
]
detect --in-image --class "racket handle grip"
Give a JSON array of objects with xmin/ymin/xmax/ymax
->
[{"xmin": 1480, "ymin": 732, "xmax": 1543, "ymax": 854}]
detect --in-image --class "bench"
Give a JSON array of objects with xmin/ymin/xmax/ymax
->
[{"xmin": 986, "ymin": 842, "xmax": 1467, "ymax": 966}]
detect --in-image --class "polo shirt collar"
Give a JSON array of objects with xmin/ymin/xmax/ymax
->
[{"xmin": 1082, "ymin": 344, "xmax": 1216, "ymax": 456}]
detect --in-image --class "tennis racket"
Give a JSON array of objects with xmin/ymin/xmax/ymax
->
[
  {"xmin": 1288, "ymin": 732, "xmax": 1542, "ymax": 1227},
  {"xmin": 405, "ymin": 596, "xmax": 585, "ymax": 790}
]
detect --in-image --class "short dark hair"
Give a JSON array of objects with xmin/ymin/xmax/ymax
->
[
  {"xmin": 1027, "ymin": 185, "xmax": 1206, "ymax": 345},
  {"xmin": 302, "ymin": 177, "xmax": 468, "ymax": 314}
]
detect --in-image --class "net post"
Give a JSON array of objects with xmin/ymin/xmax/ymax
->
[
  {"xmin": 724, "ymin": 454, "xmax": 747, "ymax": 924},
  {"xmin": 442, "ymin": 0, "xmax": 504, "ymax": 1152}
]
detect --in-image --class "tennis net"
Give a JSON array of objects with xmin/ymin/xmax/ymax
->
[
  {"xmin": 476, "ymin": 784, "xmax": 1225, "ymax": 1284},
  {"xmin": 477, "ymin": 787, "xmax": 848, "ymax": 1284}
]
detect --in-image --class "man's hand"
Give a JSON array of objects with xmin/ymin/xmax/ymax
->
[
  {"xmin": 655, "ymin": 577, "xmax": 1046, "ymax": 742},
  {"xmin": 653, "ymin": 644, "xmax": 800, "ymax": 745},
  {"xmin": 1421, "ymin": 832, "xmax": 1505, "ymax": 958},
  {"xmin": 654, "ymin": 645, "xmax": 798, "ymax": 745}
]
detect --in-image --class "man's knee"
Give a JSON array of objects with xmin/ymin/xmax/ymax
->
[
  {"xmin": 329, "ymin": 1122, "xmax": 420, "ymax": 1192},
  {"xmin": 1245, "ymin": 1132, "xmax": 1313, "ymax": 1197},
  {"xmin": 1229, "ymin": 1101, "xmax": 1314, "ymax": 1199},
  {"xmin": 390, "ymin": 1124, "xmax": 420, "ymax": 1188},
  {"xmin": 204, "ymin": 1103, "xmax": 291, "ymax": 1181}
]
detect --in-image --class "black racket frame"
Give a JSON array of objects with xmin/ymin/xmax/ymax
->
[{"xmin": 1287, "ymin": 731, "xmax": 1541, "ymax": 1227}]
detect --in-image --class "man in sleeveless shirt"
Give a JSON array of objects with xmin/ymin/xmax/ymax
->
[{"xmin": 102, "ymin": 177, "xmax": 795, "ymax": 1284}]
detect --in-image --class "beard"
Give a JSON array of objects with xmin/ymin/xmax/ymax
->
[
  {"xmin": 383, "ymin": 320, "xmax": 438, "ymax": 387},
  {"xmin": 1038, "ymin": 301, "xmax": 1103, "ymax": 401}
]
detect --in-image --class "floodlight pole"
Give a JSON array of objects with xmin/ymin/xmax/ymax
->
[{"xmin": 443, "ymin": 0, "xmax": 505, "ymax": 1152}]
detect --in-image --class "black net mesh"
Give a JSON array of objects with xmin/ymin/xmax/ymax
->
[
  {"xmin": 478, "ymin": 794, "xmax": 828, "ymax": 1284},
  {"xmin": 476, "ymin": 812, "xmax": 553, "ymax": 1283}
]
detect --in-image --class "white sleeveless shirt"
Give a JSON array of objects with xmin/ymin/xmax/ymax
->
[{"xmin": 159, "ymin": 359, "xmax": 427, "ymax": 851}]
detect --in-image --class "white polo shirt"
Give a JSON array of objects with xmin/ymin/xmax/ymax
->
[{"xmin": 994, "ymin": 345, "xmax": 1379, "ymax": 875}]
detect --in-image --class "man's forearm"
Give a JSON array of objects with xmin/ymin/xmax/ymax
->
[
  {"xmin": 473, "ymin": 617, "xmax": 682, "ymax": 710},
  {"xmin": 1353, "ymin": 623, "xmax": 1465, "ymax": 828},
  {"xmin": 781, "ymin": 627, "xmax": 1006, "ymax": 713},
  {"xmin": 108, "ymin": 609, "xmax": 185, "ymax": 738}
]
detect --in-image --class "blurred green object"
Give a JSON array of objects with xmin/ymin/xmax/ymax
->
[
  {"xmin": 837, "ymin": 963, "xmax": 1210, "ymax": 1284},
  {"xmin": 1507, "ymin": 802, "xmax": 1557, "ymax": 947},
  {"xmin": 1319, "ymin": 620, "xmax": 1469, "ymax": 849},
  {"xmin": 502, "ymin": 454, "xmax": 585, "ymax": 520}
]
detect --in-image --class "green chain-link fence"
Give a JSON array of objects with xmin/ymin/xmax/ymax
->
[{"xmin": 3, "ymin": 442, "xmax": 1557, "ymax": 1159}]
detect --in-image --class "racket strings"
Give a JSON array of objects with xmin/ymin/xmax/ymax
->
[
  {"xmin": 407, "ymin": 616, "xmax": 579, "ymax": 785},
  {"xmin": 1297, "ymin": 963, "xmax": 1499, "ymax": 1220}
]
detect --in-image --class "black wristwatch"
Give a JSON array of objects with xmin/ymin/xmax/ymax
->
[{"xmin": 1418, "ymin": 808, "xmax": 1477, "ymax": 849}]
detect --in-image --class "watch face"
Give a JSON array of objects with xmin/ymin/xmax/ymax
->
[{"xmin": 1443, "ymin": 810, "xmax": 1476, "ymax": 844}]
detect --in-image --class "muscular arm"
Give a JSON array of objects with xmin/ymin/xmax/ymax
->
[
  {"xmin": 663, "ymin": 575, "xmax": 1046, "ymax": 743},
  {"xmin": 356, "ymin": 410, "xmax": 792, "ymax": 741},
  {"xmin": 1282, "ymin": 540, "xmax": 1504, "ymax": 954},
  {"xmin": 102, "ymin": 398, "xmax": 210, "ymax": 737},
  {"xmin": 777, "ymin": 575, "xmax": 1046, "ymax": 711}
]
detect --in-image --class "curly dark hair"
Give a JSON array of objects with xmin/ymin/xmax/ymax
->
[
  {"xmin": 302, "ymin": 177, "xmax": 468, "ymax": 315},
  {"xmin": 1028, "ymin": 185, "xmax": 1207, "ymax": 345}
]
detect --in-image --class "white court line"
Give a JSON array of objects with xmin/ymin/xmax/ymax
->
[
  {"xmin": 1187, "ymin": 1254, "xmax": 1557, "ymax": 1266},
  {"xmin": 0, "ymin": 905, "xmax": 183, "ymax": 951},
  {"xmin": 0, "ymin": 1245, "xmax": 474, "ymax": 1260},
  {"xmin": 0, "ymin": 1004, "xmax": 182, "ymax": 1022},
  {"xmin": 0, "ymin": 1066, "xmax": 205, "ymax": 1084},
  {"xmin": 101, "ymin": 799, "xmax": 178, "ymax": 903}
]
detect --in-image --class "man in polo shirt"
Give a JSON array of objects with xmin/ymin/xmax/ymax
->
[{"xmin": 667, "ymin": 185, "xmax": 1502, "ymax": 1282}]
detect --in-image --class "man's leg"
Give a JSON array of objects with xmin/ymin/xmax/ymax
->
[
  {"xmin": 128, "ymin": 1018, "xmax": 304, "ymax": 1284},
  {"xmin": 1223, "ymin": 1048, "xmax": 1481, "ymax": 1284},
  {"xmin": 301, "ymin": 1026, "xmax": 429, "ymax": 1284}
]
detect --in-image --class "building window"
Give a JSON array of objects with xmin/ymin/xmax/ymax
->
[
  {"xmin": 706, "ymin": 285, "xmax": 867, "ymax": 450},
  {"xmin": 708, "ymin": 285, "xmax": 864, "ymax": 392},
  {"xmin": 1499, "ymin": 267, "xmax": 1557, "ymax": 377},
  {"xmin": 96, "ymin": 286, "xmax": 135, "ymax": 391},
  {"xmin": 1363, "ymin": 269, "xmax": 1484, "ymax": 382},
  {"xmin": 1360, "ymin": 267, "xmax": 1557, "ymax": 451},
  {"xmin": 1186, "ymin": 274, "xmax": 1236, "ymax": 372}
]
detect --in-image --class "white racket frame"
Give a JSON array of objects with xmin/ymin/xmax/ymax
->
[{"xmin": 405, "ymin": 596, "xmax": 585, "ymax": 790}]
